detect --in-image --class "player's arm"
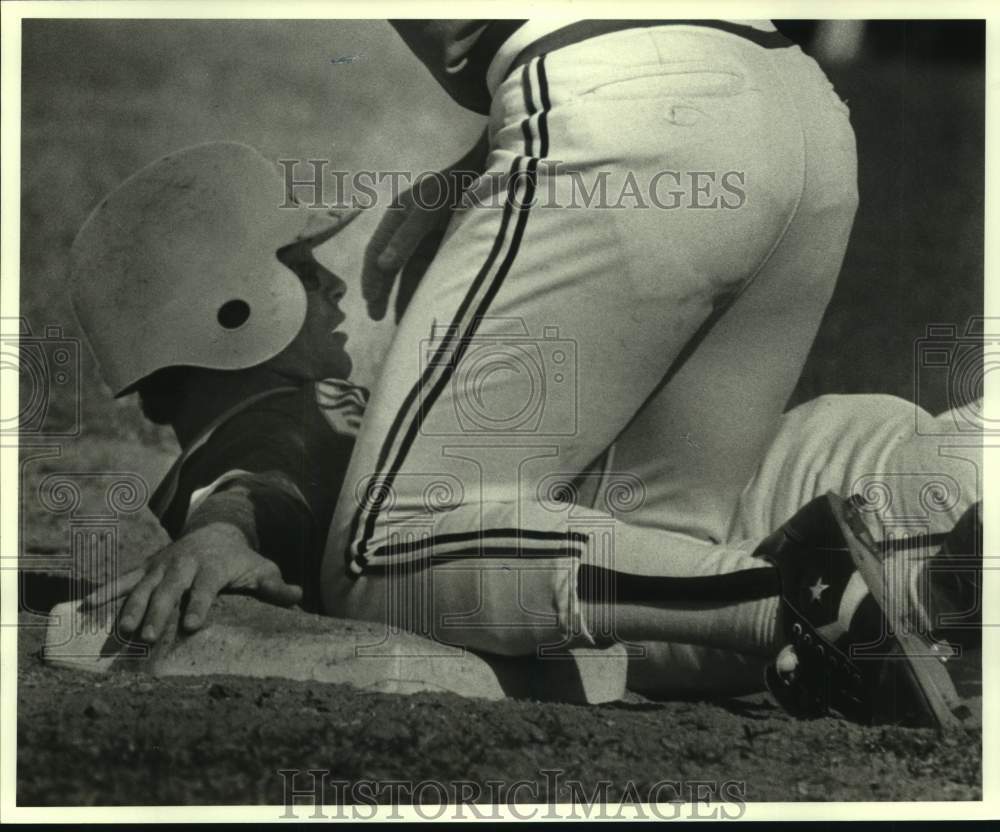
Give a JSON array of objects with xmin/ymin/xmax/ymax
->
[
  {"xmin": 362, "ymin": 129, "xmax": 489, "ymax": 322},
  {"xmin": 106, "ymin": 472, "xmax": 321, "ymax": 643},
  {"xmin": 95, "ymin": 401, "xmax": 351, "ymax": 642}
]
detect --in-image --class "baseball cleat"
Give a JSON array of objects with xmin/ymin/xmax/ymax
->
[{"xmin": 756, "ymin": 492, "xmax": 979, "ymax": 728}]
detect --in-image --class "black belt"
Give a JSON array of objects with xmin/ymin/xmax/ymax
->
[{"xmin": 504, "ymin": 19, "xmax": 793, "ymax": 83}]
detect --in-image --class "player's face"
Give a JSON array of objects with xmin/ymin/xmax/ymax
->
[{"xmin": 269, "ymin": 244, "xmax": 353, "ymax": 381}]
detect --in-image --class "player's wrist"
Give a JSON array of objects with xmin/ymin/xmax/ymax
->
[{"xmin": 182, "ymin": 492, "xmax": 259, "ymax": 551}]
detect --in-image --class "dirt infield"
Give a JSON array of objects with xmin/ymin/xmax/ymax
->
[{"xmin": 16, "ymin": 617, "xmax": 983, "ymax": 806}]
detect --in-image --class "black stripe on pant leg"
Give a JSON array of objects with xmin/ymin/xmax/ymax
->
[
  {"xmin": 347, "ymin": 158, "xmax": 525, "ymax": 566},
  {"xmin": 521, "ymin": 59, "xmax": 536, "ymax": 158},
  {"xmin": 578, "ymin": 564, "xmax": 782, "ymax": 605},
  {"xmin": 373, "ymin": 527, "xmax": 590, "ymax": 560},
  {"xmin": 346, "ymin": 60, "xmax": 544, "ymax": 570},
  {"xmin": 351, "ymin": 59, "xmax": 550, "ymax": 570},
  {"xmin": 536, "ymin": 55, "xmax": 550, "ymax": 157},
  {"xmin": 396, "ymin": 546, "xmax": 585, "ymax": 564},
  {"xmin": 344, "ymin": 155, "xmax": 525, "ymax": 567},
  {"xmin": 357, "ymin": 157, "xmax": 541, "ymax": 562},
  {"xmin": 357, "ymin": 61, "xmax": 546, "ymax": 558},
  {"xmin": 363, "ymin": 548, "xmax": 584, "ymax": 576}
]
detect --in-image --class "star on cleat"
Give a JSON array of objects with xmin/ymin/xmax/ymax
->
[{"xmin": 809, "ymin": 577, "xmax": 830, "ymax": 602}]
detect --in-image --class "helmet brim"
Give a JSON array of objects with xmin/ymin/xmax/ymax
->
[{"xmin": 292, "ymin": 206, "xmax": 362, "ymax": 248}]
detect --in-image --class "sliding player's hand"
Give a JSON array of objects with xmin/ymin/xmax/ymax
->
[{"xmin": 85, "ymin": 522, "xmax": 302, "ymax": 643}]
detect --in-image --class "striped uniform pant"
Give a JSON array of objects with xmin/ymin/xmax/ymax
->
[{"xmin": 321, "ymin": 26, "xmax": 867, "ymax": 672}]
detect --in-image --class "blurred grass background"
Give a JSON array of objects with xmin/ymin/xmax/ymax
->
[{"xmin": 17, "ymin": 19, "xmax": 983, "ymax": 455}]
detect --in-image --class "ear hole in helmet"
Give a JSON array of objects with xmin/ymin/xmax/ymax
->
[{"xmin": 217, "ymin": 299, "xmax": 251, "ymax": 329}]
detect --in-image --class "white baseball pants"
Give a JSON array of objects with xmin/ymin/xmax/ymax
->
[{"xmin": 322, "ymin": 26, "xmax": 861, "ymax": 664}]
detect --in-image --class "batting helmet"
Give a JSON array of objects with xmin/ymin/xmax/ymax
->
[{"xmin": 70, "ymin": 141, "xmax": 358, "ymax": 396}]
